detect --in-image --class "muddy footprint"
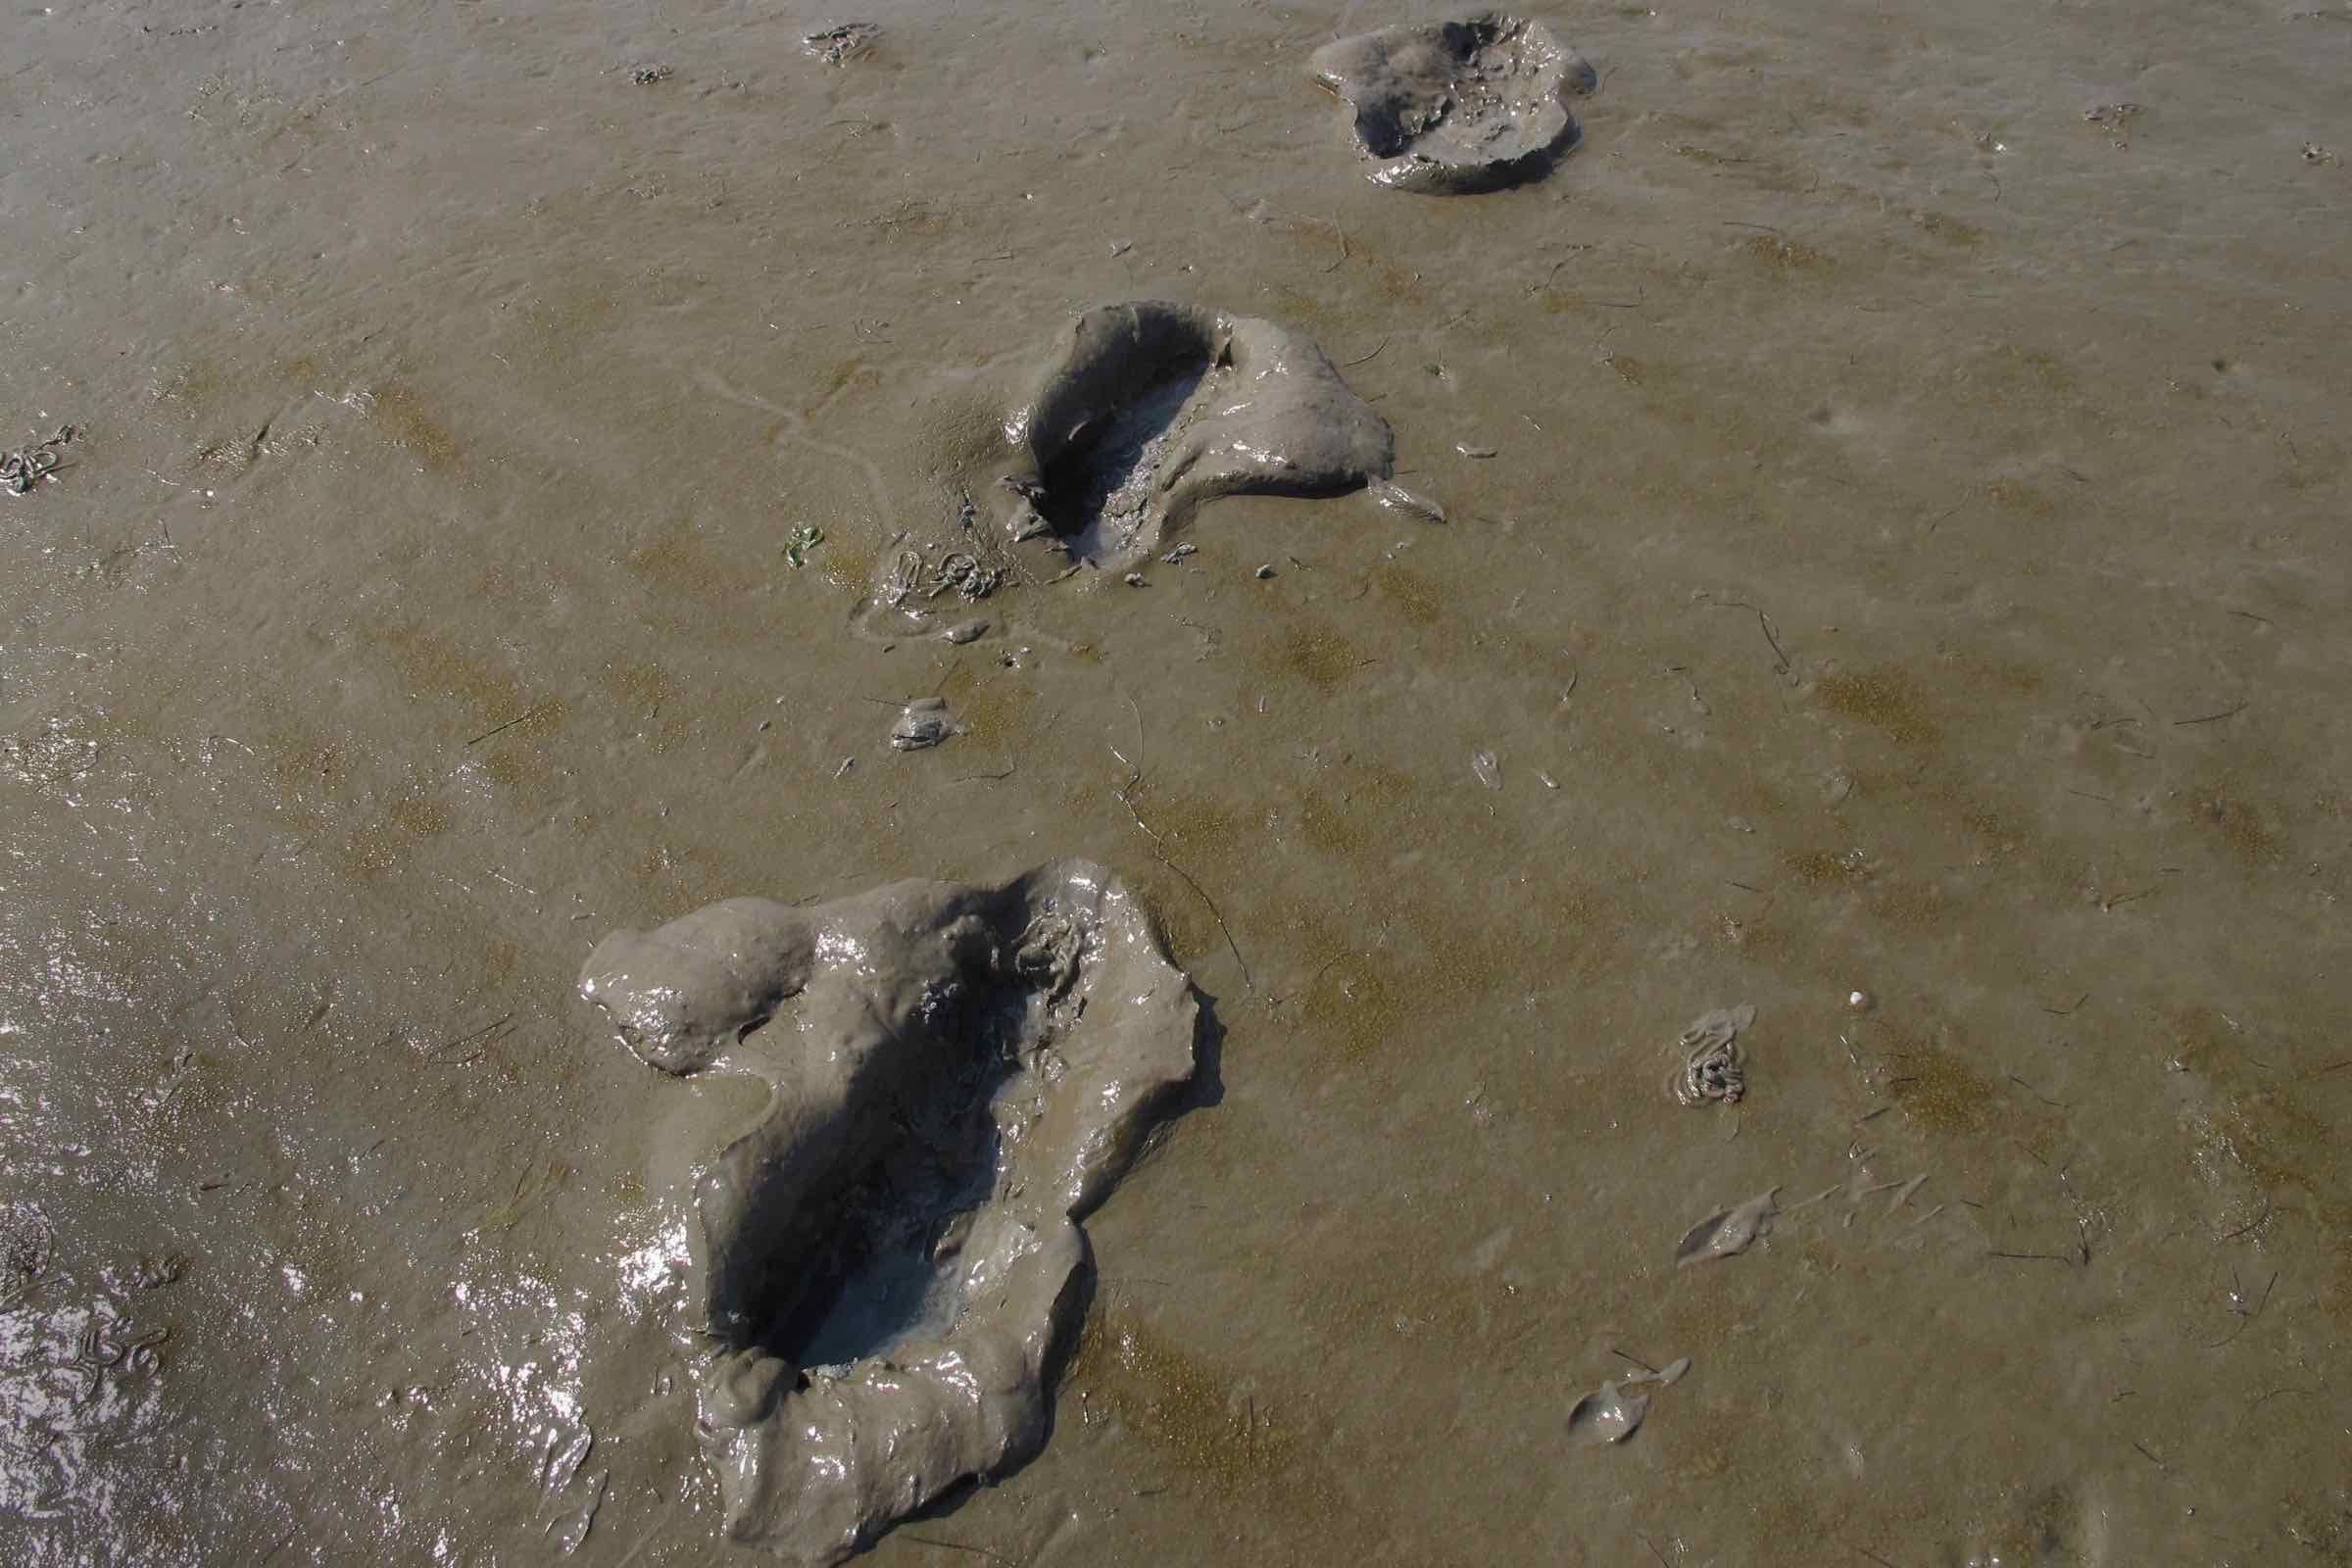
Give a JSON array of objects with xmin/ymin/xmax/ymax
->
[
  {"xmin": 1310, "ymin": 14, "xmax": 1597, "ymax": 193},
  {"xmin": 995, "ymin": 300, "xmax": 1394, "ymax": 571},
  {"xmin": 579, "ymin": 861, "xmax": 1199, "ymax": 1566}
]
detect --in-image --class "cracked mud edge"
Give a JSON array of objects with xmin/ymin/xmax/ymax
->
[{"xmin": 579, "ymin": 860, "xmax": 1198, "ymax": 1565}]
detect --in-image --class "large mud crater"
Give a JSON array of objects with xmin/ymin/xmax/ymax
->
[
  {"xmin": 579, "ymin": 862, "xmax": 1198, "ymax": 1565},
  {"xmin": 999, "ymin": 301, "xmax": 1393, "ymax": 569},
  {"xmin": 1310, "ymin": 14, "xmax": 1596, "ymax": 193}
]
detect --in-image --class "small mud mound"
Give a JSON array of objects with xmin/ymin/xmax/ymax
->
[
  {"xmin": 999, "ymin": 301, "xmax": 1393, "ymax": 569},
  {"xmin": 579, "ymin": 862, "xmax": 1198, "ymax": 1567},
  {"xmin": 1310, "ymin": 14, "xmax": 1595, "ymax": 193}
]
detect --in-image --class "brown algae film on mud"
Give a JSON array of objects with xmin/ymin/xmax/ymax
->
[{"xmin": 577, "ymin": 862, "xmax": 1197, "ymax": 1566}]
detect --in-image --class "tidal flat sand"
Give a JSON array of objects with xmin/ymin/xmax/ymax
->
[{"xmin": 2, "ymin": 2, "xmax": 2348, "ymax": 1564}]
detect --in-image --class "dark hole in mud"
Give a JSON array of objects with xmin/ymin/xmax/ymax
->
[
  {"xmin": 748, "ymin": 971, "xmax": 1050, "ymax": 1373},
  {"xmin": 1035, "ymin": 357, "xmax": 1210, "ymax": 564}
]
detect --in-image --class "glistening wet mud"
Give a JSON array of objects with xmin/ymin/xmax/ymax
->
[
  {"xmin": 1310, "ymin": 14, "xmax": 1595, "ymax": 193},
  {"xmin": 579, "ymin": 862, "xmax": 1197, "ymax": 1565},
  {"xmin": 1001, "ymin": 301, "xmax": 1393, "ymax": 568},
  {"xmin": 733, "ymin": 1041, "xmax": 1010, "ymax": 1375},
  {"xmin": 5, "ymin": 1, "xmax": 2350, "ymax": 1563},
  {"xmin": 1033, "ymin": 360, "xmax": 1211, "ymax": 560}
]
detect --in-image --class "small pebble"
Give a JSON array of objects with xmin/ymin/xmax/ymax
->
[
  {"xmin": 1846, "ymin": 989, "xmax": 1875, "ymax": 1013},
  {"xmin": 1254, "ymin": 564, "xmax": 1275, "ymax": 579},
  {"xmin": 1123, "ymin": 571, "xmax": 1147, "ymax": 587},
  {"xmin": 1456, "ymin": 442, "xmax": 1498, "ymax": 459}
]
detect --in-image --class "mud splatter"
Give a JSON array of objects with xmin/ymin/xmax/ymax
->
[
  {"xmin": 804, "ymin": 24, "xmax": 879, "ymax": 66},
  {"xmin": 1675, "ymin": 1189, "xmax": 1780, "ymax": 1266},
  {"xmin": 1567, "ymin": 1380, "xmax": 1647, "ymax": 1443}
]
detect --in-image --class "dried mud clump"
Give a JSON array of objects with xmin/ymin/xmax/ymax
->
[
  {"xmin": 1309, "ymin": 14, "xmax": 1596, "ymax": 193},
  {"xmin": 579, "ymin": 862, "xmax": 1199, "ymax": 1566}
]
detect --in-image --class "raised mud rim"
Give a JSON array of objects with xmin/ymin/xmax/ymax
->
[
  {"xmin": 1309, "ymin": 13, "xmax": 1598, "ymax": 195},
  {"xmin": 579, "ymin": 861, "xmax": 1201, "ymax": 1566}
]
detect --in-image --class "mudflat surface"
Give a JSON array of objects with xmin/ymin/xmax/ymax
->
[{"xmin": 3, "ymin": 2, "xmax": 2349, "ymax": 1564}]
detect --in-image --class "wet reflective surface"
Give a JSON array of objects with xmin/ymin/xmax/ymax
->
[{"xmin": 4, "ymin": 0, "xmax": 2350, "ymax": 1562}]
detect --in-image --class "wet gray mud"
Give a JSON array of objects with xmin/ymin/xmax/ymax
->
[
  {"xmin": 1309, "ymin": 14, "xmax": 1596, "ymax": 193},
  {"xmin": 579, "ymin": 862, "xmax": 1197, "ymax": 1566},
  {"xmin": 9, "ymin": 0, "xmax": 2352, "ymax": 1563},
  {"xmin": 803, "ymin": 24, "xmax": 881, "ymax": 67},
  {"xmin": 998, "ymin": 301, "xmax": 1393, "ymax": 569},
  {"xmin": 1675, "ymin": 1190, "xmax": 1781, "ymax": 1267}
]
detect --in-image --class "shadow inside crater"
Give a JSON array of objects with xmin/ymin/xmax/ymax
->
[
  {"xmin": 1000, "ymin": 301, "xmax": 1394, "ymax": 570},
  {"xmin": 578, "ymin": 861, "xmax": 1200, "ymax": 1567},
  {"xmin": 1036, "ymin": 354, "xmax": 1212, "ymax": 564}
]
